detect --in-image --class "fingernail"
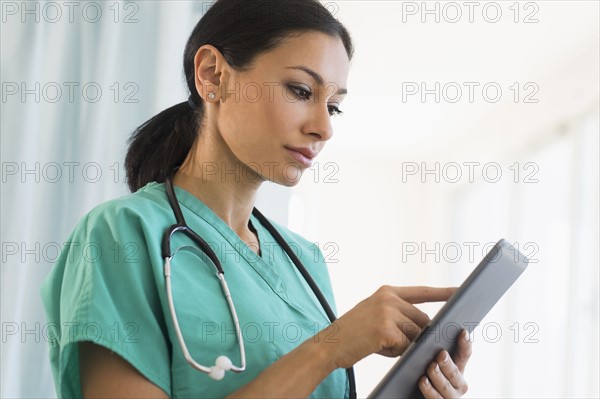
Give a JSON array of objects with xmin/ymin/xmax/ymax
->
[
  {"xmin": 441, "ymin": 351, "xmax": 449, "ymax": 363},
  {"xmin": 463, "ymin": 330, "xmax": 470, "ymax": 341},
  {"xmin": 435, "ymin": 364, "xmax": 440, "ymax": 374},
  {"xmin": 423, "ymin": 377, "xmax": 430, "ymax": 386}
]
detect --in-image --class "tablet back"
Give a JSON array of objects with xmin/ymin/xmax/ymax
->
[{"xmin": 368, "ymin": 239, "xmax": 529, "ymax": 399}]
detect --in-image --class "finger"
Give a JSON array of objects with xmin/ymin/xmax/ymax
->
[
  {"xmin": 453, "ymin": 330, "xmax": 473, "ymax": 373},
  {"xmin": 397, "ymin": 301, "xmax": 431, "ymax": 328},
  {"xmin": 427, "ymin": 361, "xmax": 461, "ymax": 399},
  {"xmin": 419, "ymin": 376, "xmax": 443, "ymax": 399},
  {"xmin": 393, "ymin": 316, "xmax": 423, "ymax": 342},
  {"xmin": 376, "ymin": 317, "xmax": 417, "ymax": 357},
  {"xmin": 396, "ymin": 286, "xmax": 458, "ymax": 304},
  {"xmin": 376, "ymin": 288, "xmax": 430, "ymax": 333},
  {"xmin": 437, "ymin": 350, "xmax": 469, "ymax": 395}
]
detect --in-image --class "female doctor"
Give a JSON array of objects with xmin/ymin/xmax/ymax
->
[{"xmin": 41, "ymin": 0, "xmax": 472, "ymax": 397}]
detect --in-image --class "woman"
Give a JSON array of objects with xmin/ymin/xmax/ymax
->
[{"xmin": 41, "ymin": 0, "xmax": 472, "ymax": 397}]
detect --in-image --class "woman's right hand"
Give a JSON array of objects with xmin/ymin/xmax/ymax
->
[{"xmin": 316, "ymin": 285, "xmax": 456, "ymax": 369}]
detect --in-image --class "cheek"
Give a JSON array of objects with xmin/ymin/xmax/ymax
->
[
  {"xmin": 219, "ymin": 86, "xmax": 304, "ymax": 152},
  {"xmin": 218, "ymin": 100, "xmax": 259, "ymax": 147},
  {"xmin": 243, "ymin": 89, "xmax": 303, "ymax": 139},
  {"xmin": 265, "ymin": 88, "xmax": 305, "ymax": 132}
]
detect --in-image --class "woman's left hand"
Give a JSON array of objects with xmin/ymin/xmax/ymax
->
[{"xmin": 419, "ymin": 329, "xmax": 472, "ymax": 398}]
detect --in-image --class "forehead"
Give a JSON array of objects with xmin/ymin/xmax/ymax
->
[{"xmin": 247, "ymin": 31, "xmax": 350, "ymax": 87}]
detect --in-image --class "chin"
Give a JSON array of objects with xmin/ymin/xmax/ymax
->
[{"xmin": 275, "ymin": 172, "xmax": 303, "ymax": 187}]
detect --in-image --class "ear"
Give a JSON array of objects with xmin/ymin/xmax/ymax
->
[{"xmin": 193, "ymin": 45, "xmax": 229, "ymax": 103}]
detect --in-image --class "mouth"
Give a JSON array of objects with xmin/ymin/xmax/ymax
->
[{"xmin": 284, "ymin": 146, "xmax": 317, "ymax": 167}]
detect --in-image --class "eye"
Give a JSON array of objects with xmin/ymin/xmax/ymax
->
[
  {"xmin": 328, "ymin": 105, "xmax": 344, "ymax": 117},
  {"xmin": 288, "ymin": 85, "xmax": 312, "ymax": 100}
]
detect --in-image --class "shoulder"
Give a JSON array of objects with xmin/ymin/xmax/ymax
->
[
  {"xmin": 65, "ymin": 182, "xmax": 176, "ymax": 247},
  {"xmin": 85, "ymin": 182, "xmax": 171, "ymax": 227},
  {"xmin": 52, "ymin": 182, "xmax": 174, "ymax": 272},
  {"xmin": 258, "ymin": 215, "xmax": 314, "ymax": 247},
  {"xmin": 261, "ymin": 216, "xmax": 339, "ymax": 312},
  {"xmin": 257, "ymin": 215, "xmax": 331, "ymax": 276},
  {"xmin": 260, "ymin": 217, "xmax": 321, "ymax": 259},
  {"xmin": 267, "ymin": 218, "xmax": 312, "ymax": 246}
]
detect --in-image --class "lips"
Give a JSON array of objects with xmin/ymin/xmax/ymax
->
[
  {"xmin": 284, "ymin": 146, "xmax": 317, "ymax": 160},
  {"xmin": 284, "ymin": 146, "xmax": 318, "ymax": 168}
]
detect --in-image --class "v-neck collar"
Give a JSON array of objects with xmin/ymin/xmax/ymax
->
[{"xmin": 150, "ymin": 182, "xmax": 295, "ymax": 305}]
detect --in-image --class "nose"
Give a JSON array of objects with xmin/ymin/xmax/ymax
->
[{"xmin": 303, "ymin": 102, "xmax": 334, "ymax": 141}]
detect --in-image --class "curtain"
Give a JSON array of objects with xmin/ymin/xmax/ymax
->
[{"xmin": 2, "ymin": 2, "xmax": 205, "ymax": 397}]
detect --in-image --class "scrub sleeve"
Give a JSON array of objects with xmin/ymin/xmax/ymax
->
[{"xmin": 40, "ymin": 198, "xmax": 173, "ymax": 396}]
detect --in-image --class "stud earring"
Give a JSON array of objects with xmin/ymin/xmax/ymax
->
[{"xmin": 208, "ymin": 92, "xmax": 216, "ymax": 100}]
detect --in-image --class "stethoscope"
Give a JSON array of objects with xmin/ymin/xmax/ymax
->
[{"xmin": 161, "ymin": 173, "xmax": 357, "ymax": 398}]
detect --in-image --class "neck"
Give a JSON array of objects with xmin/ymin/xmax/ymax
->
[{"xmin": 172, "ymin": 138, "xmax": 263, "ymax": 238}]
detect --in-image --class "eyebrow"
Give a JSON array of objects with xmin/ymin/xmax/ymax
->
[{"xmin": 284, "ymin": 65, "xmax": 348, "ymax": 95}]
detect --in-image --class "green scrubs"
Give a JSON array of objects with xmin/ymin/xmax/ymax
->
[{"xmin": 40, "ymin": 182, "xmax": 348, "ymax": 398}]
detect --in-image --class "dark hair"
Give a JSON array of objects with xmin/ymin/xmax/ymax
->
[{"xmin": 125, "ymin": 0, "xmax": 354, "ymax": 192}]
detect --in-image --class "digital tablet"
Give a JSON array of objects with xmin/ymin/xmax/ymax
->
[{"xmin": 368, "ymin": 239, "xmax": 529, "ymax": 399}]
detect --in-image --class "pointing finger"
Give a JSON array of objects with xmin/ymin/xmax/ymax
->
[{"xmin": 396, "ymin": 286, "xmax": 458, "ymax": 304}]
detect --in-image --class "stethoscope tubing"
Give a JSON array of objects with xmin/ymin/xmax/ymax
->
[{"xmin": 161, "ymin": 174, "xmax": 356, "ymax": 398}]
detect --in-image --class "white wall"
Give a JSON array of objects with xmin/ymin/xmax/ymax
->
[{"xmin": 288, "ymin": 1, "xmax": 600, "ymax": 397}]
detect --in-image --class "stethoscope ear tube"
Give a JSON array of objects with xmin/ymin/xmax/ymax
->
[
  {"xmin": 164, "ymin": 256, "xmax": 212, "ymax": 375},
  {"xmin": 162, "ymin": 224, "xmax": 225, "ymax": 275},
  {"xmin": 162, "ymin": 224, "xmax": 184, "ymax": 259},
  {"xmin": 216, "ymin": 272, "xmax": 246, "ymax": 372},
  {"xmin": 164, "ymin": 256, "xmax": 246, "ymax": 378},
  {"xmin": 162, "ymin": 173, "xmax": 224, "ymax": 274}
]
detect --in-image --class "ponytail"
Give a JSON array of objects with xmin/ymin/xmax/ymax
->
[{"xmin": 124, "ymin": 99, "xmax": 202, "ymax": 192}]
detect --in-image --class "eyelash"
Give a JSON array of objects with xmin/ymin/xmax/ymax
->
[{"xmin": 288, "ymin": 85, "xmax": 344, "ymax": 117}]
